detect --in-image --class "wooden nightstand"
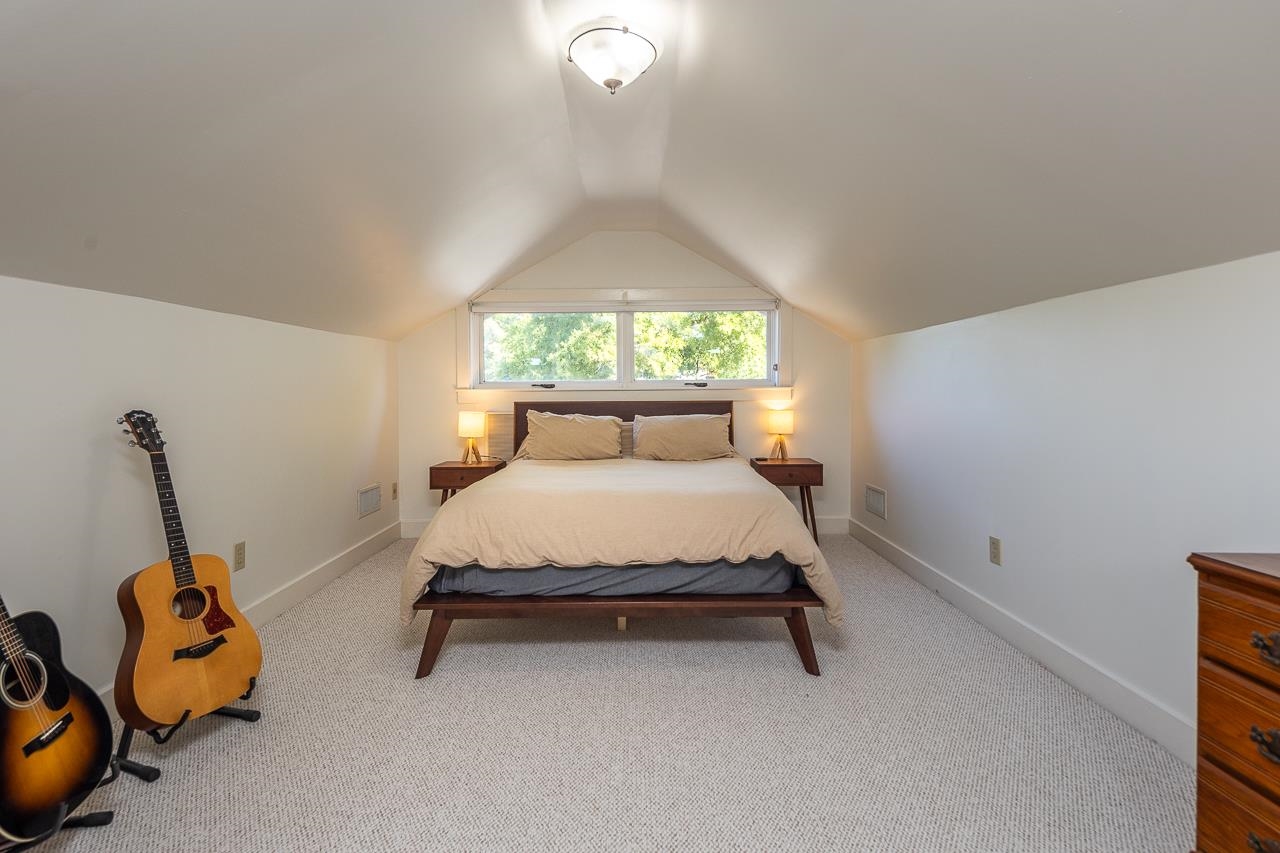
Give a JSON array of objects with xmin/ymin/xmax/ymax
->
[
  {"xmin": 750, "ymin": 457, "xmax": 822, "ymax": 540},
  {"xmin": 429, "ymin": 460, "xmax": 506, "ymax": 504}
]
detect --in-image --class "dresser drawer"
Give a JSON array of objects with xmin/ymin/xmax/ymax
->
[
  {"xmin": 1201, "ymin": 660, "xmax": 1280, "ymax": 801},
  {"xmin": 1202, "ymin": 577, "xmax": 1280, "ymax": 693},
  {"xmin": 1198, "ymin": 757, "xmax": 1280, "ymax": 852}
]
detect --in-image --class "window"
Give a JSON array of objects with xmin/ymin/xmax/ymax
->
[{"xmin": 474, "ymin": 306, "xmax": 777, "ymax": 389}]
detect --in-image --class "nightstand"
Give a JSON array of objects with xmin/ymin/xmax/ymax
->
[
  {"xmin": 429, "ymin": 460, "xmax": 506, "ymax": 504},
  {"xmin": 750, "ymin": 457, "xmax": 822, "ymax": 540}
]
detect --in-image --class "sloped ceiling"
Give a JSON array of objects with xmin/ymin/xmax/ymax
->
[{"xmin": 3, "ymin": 1, "xmax": 1279, "ymax": 340}]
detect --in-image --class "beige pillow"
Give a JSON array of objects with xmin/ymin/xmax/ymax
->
[
  {"xmin": 515, "ymin": 411, "xmax": 623, "ymax": 460},
  {"xmin": 633, "ymin": 414, "xmax": 735, "ymax": 461}
]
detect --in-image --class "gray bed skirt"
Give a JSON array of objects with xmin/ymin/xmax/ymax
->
[{"xmin": 427, "ymin": 554, "xmax": 800, "ymax": 597}]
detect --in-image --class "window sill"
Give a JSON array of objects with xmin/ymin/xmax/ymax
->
[{"xmin": 456, "ymin": 386, "xmax": 794, "ymax": 406}]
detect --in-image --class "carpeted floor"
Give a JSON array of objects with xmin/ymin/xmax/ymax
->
[{"xmin": 52, "ymin": 535, "xmax": 1193, "ymax": 852}]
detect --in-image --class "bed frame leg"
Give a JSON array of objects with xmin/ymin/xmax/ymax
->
[
  {"xmin": 784, "ymin": 608, "xmax": 820, "ymax": 676},
  {"xmin": 416, "ymin": 612, "xmax": 453, "ymax": 679},
  {"xmin": 616, "ymin": 616, "xmax": 627, "ymax": 632}
]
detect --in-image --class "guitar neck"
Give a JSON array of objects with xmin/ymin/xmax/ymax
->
[
  {"xmin": 148, "ymin": 452, "xmax": 196, "ymax": 587},
  {"xmin": 0, "ymin": 595, "xmax": 27, "ymax": 663}
]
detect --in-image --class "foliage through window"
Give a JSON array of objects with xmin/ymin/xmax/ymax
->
[
  {"xmin": 633, "ymin": 311, "xmax": 768, "ymax": 382},
  {"xmin": 477, "ymin": 308, "xmax": 775, "ymax": 387}
]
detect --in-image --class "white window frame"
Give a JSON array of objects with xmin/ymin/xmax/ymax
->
[{"xmin": 469, "ymin": 302, "xmax": 780, "ymax": 391}]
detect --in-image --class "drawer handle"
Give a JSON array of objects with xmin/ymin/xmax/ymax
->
[
  {"xmin": 1251, "ymin": 631, "xmax": 1280, "ymax": 667},
  {"xmin": 1250, "ymin": 726, "xmax": 1280, "ymax": 764},
  {"xmin": 1249, "ymin": 832, "xmax": 1280, "ymax": 853}
]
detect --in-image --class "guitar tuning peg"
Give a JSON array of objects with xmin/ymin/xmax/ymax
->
[
  {"xmin": 116, "ymin": 417, "xmax": 125, "ymax": 424},
  {"xmin": 122, "ymin": 429, "xmax": 131, "ymax": 434},
  {"xmin": 128, "ymin": 440, "xmax": 137, "ymax": 447}
]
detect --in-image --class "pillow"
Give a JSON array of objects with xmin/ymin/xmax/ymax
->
[
  {"xmin": 633, "ymin": 414, "xmax": 735, "ymax": 461},
  {"xmin": 514, "ymin": 411, "xmax": 623, "ymax": 460}
]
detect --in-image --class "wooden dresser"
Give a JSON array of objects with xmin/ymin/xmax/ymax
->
[{"xmin": 1190, "ymin": 553, "xmax": 1280, "ymax": 852}]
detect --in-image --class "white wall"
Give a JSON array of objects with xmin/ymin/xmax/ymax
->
[
  {"xmin": 850, "ymin": 250, "xmax": 1280, "ymax": 763},
  {"xmin": 0, "ymin": 274, "xmax": 399, "ymax": 694},
  {"xmin": 399, "ymin": 232, "xmax": 853, "ymax": 535},
  {"xmin": 499, "ymin": 231, "xmax": 750, "ymax": 291}
]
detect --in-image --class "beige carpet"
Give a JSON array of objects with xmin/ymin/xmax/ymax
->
[{"xmin": 52, "ymin": 536, "xmax": 1193, "ymax": 852}]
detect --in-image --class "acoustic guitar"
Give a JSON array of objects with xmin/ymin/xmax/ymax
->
[
  {"xmin": 114, "ymin": 410, "xmax": 261, "ymax": 732},
  {"xmin": 0, "ymin": 595, "xmax": 112, "ymax": 845}
]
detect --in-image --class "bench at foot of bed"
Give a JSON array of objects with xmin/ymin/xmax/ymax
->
[{"xmin": 410, "ymin": 588, "xmax": 823, "ymax": 678}]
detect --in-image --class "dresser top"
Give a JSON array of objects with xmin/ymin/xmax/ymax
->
[{"xmin": 1189, "ymin": 552, "xmax": 1280, "ymax": 580}]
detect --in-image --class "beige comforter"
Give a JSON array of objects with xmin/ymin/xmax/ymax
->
[{"xmin": 400, "ymin": 458, "xmax": 844, "ymax": 625}]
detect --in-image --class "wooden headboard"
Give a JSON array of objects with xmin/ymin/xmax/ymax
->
[{"xmin": 512, "ymin": 400, "xmax": 735, "ymax": 455}]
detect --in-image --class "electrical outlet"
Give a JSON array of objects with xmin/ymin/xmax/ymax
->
[
  {"xmin": 233, "ymin": 541, "xmax": 246, "ymax": 572},
  {"xmin": 392, "ymin": 482, "xmax": 398, "ymax": 501},
  {"xmin": 989, "ymin": 536, "xmax": 1002, "ymax": 566}
]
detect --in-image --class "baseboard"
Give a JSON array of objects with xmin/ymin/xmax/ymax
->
[
  {"xmin": 816, "ymin": 516, "xmax": 846, "ymax": 535},
  {"xmin": 401, "ymin": 517, "xmax": 432, "ymax": 538},
  {"xmin": 848, "ymin": 518, "xmax": 1196, "ymax": 766},
  {"xmin": 96, "ymin": 522, "xmax": 401, "ymax": 710}
]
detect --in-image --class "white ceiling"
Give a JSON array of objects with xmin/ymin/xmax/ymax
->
[{"xmin": 3, "ymin": 1, "xmax": 1280, "ymax": 340}]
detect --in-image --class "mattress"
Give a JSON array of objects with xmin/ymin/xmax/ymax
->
[{"xmin": 427, "ymin": 554, "xmax": 799, "ymax": 597}]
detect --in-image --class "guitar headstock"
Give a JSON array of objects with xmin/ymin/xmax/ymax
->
[{"xmin": 118, "ymin": 410, "xmax": 165, "ymax": 453}]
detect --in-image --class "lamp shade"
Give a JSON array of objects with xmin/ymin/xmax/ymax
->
[
  {"xmin": 766, "ymin": 410, "xmax": 794, "ymax": 436},
  {"xmin": 457, "ymin": 411, "xmax": 487, "ymax": 439},
  {"xmin": 567, "ymin": 23, "xmax": 658, "ymax": 94}
]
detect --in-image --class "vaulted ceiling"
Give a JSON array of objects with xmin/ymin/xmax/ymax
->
[{"xmin": 3, "ymin": 1, "xmax": 1279, "ymax": 340}]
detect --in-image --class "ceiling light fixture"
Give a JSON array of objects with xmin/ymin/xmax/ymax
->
[{"xmin": 566, "ymin": 20, "xmax": 659, "ymax": 95}]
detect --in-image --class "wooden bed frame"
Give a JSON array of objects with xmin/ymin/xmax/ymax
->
[{"xmin": 412, "ymin": 400, "xmax": 823, "ymax": 678}]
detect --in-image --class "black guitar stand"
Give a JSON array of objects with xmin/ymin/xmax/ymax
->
[
  {"xmin": 3, "ymin": 760, "xmax": 119, "ymax": 851},
  {"xmin": 113, "ymin": 677, "xmax": 260, "ymax": 784}
]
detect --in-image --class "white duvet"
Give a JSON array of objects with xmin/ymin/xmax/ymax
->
[{"xmin": 401, "ymin": 457, "xmax": 844, "ymax": 625}]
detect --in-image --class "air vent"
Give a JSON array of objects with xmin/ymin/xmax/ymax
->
[
  {"xmin": 865, "ymin": 485, "xmax": 887, "ymax": 520},
  {"xmin": 357, "ymin": 484, "xmax": 382, "ymax": 518}
]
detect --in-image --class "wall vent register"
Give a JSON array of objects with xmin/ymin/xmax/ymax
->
[
  {"xmin": 357, "ymin": 484, "xmax": 382, "ymax": 519},
  {"xmin": 865, "ymin": 485, "xmax": 887, "ymax": 520}
]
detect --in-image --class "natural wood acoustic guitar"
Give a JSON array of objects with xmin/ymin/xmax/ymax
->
[
  {"xmin": 0, "ymin": 595, "xmax": 112, "ymax": 845},
  {"xmin": 114, "ymin": 410, "xmax": 261, "ymax": 732}
]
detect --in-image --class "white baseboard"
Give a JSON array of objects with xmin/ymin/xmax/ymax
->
[
  {"xmin": 816, "ymin": 516, "xmax": 847, "ymax": 535},
  {"xmin": 848, "ymin": 518, "xmax": 1195, "ymax": 766},
  {"xmin": 400, "ymin": 517, "xmax": 432, "ymax": 538},
  {"xmin": 96, "ymin": 522, "xmax": 401, "ymax": 709},
  {"xmin": 242, "ymin": 522, "xmax": 401, "ymax": 626}
]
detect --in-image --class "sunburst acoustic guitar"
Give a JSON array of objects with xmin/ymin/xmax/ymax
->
[
  {"xmin": 114, "ymin": 410, "xmax": 261, "ymax": 732},
  {"xmin": 0, "ymin": 594, "xmax": 112, "ymax": 845}
]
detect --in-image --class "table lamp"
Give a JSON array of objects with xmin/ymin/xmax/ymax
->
[
  {"xmin": 766, "ymin": 409, "xmax": 794, "ymax": 460},
  {"xmin": 458, "ymin": 411, "xmax": 486, "ymax": 463}
]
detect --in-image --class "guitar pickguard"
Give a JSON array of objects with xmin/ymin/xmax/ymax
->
[{"xmin": 201, "ymin": 586, "xmax": 236, "ymax": 634}]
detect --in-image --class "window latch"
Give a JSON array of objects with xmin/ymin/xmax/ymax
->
[
  {"xmin": 683, "ymin": 382, "xmax": 709, "ymax": 388},
  {"xmin": 531, "ymin": 383, "xmax": 556, "ymax": 389}
]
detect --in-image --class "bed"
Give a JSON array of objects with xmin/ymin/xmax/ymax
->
[{"xmin": 401, "ymin": 401, "xmax": 844, "ymax": 677}]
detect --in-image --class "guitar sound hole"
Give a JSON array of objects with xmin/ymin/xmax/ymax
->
[
  {"xmin": 171, "ymin": 587, "xmax": 208, "ymax": 620},
  {"xmin": 0, "ymin": 653, "xmax": 47, "ymax": 709}
]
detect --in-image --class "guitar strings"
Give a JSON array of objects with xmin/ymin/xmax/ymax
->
[{"xmin": 1, "ymin": 619, "xmax": 52, "ymax": 732}]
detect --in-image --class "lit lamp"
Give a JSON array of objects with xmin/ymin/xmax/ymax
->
[
  {"xmin": 458, "ymin": 411, "xmax": 486, "ymax": 464},
  {"xmin": 766, "ymin": 410, "xmax": 794, "ymax": 460},
  {"xmin": 567, "ymin": 19, "xmax": 660, "ymax": 94}
]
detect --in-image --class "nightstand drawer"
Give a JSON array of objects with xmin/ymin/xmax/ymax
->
[
  {"xmin": 430, "ymin": 470, "xmax": 478, "ymax": 489},
  {"xmin": 429, "ymin": 461, "xmax": 506, "ymax": 492},
  {"xmin": 751, "ymin": 462, "xmax": 822, "ymax": 487}
]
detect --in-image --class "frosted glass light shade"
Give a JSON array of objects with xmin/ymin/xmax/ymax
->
[
  {"xmin": 567, "ymin": 24, "xmax": 658, "ymax": 94},
  {"xmin": 457, "ymin": 411, "xmax": 487, "ymax": 439},
  {"xmin": 766, "ymin": 410, "xmax": 795, "ymax": 436}
]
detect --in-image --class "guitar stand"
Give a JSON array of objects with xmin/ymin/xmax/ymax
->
[
  {"xmin": 4, "ymin": 768, "xmax": 118, "ymax": 850},
  {"xmin": 113, "ymin": 678, "xmax": 261, "ymax": 784}
]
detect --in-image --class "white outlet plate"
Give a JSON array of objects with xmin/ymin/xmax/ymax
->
[
  {"xmin": 233, "ymin": 541, "xmax": 246, "ymax": 572},
  {"xmin": 989, "ymin": 536, "xmax": 1002, "ymax": 566}
]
